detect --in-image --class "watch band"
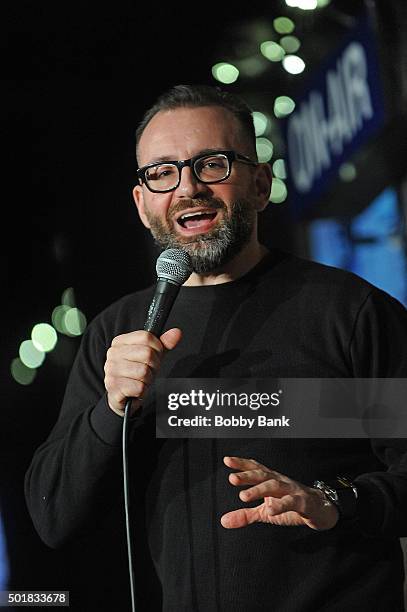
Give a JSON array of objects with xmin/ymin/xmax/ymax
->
[{"xmin": 313, "ymin": 476, "xmax": 358, "ymax": 519}]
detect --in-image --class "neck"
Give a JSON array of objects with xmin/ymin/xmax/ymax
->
[{"xmin": 184, "ymin": 239, "xmax": 269, "ymax": 286}]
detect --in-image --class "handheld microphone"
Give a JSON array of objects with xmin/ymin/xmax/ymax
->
[
  {"xmin": 143, "ymin": 248, "xmax": 193, "ymax": 336},
  {"xmin": 124, "ymin": 248, "xmax": 193, "ymax": 612}
]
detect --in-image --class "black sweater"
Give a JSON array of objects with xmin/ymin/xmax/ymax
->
[{"xmin": 25, "ymin": 250, "xmax": 407, "ymax": 611}]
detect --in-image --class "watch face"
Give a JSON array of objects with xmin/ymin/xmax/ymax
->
[{"xmin": 314, "ymin": 479, "xmax": 357, "ymax": 519}]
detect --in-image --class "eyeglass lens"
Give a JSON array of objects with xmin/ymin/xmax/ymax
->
[{"xmin": 145, "ymin": 154, "xmax": 229, "ymax": 191}]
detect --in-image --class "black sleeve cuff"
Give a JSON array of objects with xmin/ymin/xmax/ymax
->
[
  {"xmin": 353, "ymin": 477, "xmax": 386, "ymax": 536},
  {"xmin": 89, "ymin": 394, "xmax": 144, "ymax": 446}
]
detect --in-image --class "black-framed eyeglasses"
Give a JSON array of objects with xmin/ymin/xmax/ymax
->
[{"xmin": 137, "ymin": 150, "xmax": 258, "ymax": 193}]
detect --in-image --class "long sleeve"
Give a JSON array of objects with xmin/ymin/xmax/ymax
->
[
  {"xmin": 349, "ymin": 289, "xmax": 407, "ymax": 537},
  {"xmin": 24, "ymin": 318, "xmax": 139, "ymax": 548}
]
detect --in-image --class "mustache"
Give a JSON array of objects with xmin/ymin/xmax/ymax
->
[{"xmin": 168, "ymin": 197, "xmax": 226, "ymax": 219}]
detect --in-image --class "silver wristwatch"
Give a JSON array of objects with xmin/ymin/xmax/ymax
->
[{"xmin": 313, "ymin": 476, "xmax": 358, "ymax": 519}]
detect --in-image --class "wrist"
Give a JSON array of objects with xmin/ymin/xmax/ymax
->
[
  {"xmin": 107, "ymin": 396, "xmax": 142, "ymax": 418},
  {"xmin": 314, "ymin": 487, "xmax": 340, "ymax": 524},
  {"xmin": 313, "ymin": 476, "xmax": 358, "ymax": 520}
]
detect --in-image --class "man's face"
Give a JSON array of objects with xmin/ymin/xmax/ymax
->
[{"xmin": 133, "ymin": 106, "xmax": 268, "ymax": 273}]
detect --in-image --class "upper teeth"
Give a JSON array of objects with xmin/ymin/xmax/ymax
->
[{"xmin": 180, "ymin": 211, "xmax": 208, "ymax": 220}]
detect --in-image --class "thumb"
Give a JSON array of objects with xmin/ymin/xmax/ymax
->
[{"xmin": 160, "ymin": 327, "xmax": 182, "ymax": 351}]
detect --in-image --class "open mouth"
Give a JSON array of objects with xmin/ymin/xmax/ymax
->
[{"xmin": 176, "ymin": 209, "xmax": 219, "ymax": 231}]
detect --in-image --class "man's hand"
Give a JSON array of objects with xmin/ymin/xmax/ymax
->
[
  {"xmin": 104, "ymin": 328, "xmax": 182, "ymax": 417},
  {"xmin": 221, "ymin": 456, "xmax": 339, "ymax": 531}
]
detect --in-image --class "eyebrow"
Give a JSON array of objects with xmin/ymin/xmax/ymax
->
[{"xmin": 146, "ymin": 148, "xmax": 227, "ymax": 165}]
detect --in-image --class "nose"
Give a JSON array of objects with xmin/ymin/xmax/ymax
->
[{"xmin": 173, "ymin": 165, "xmax": 211, "ymax": 199}]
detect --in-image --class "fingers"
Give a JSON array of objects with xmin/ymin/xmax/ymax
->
[
  {"xmin": 222, "ymin": 456, "xmax": 340, "ymax": 531},
  {"xmin": 111, "ymin": 330, "xmax": 165, "ymax": 352},
  {"xmin": 223, "ymin": 456, "xmax": 270, "ymax": 472},
  {"xmin": 224, "ymin": 456, "xmax": 289, "ymax": 489},
  {"xmin": 221, "ymin": 507, "xmax": 260, "ymax": 529},
  {"xmin": 105, "ymin": 328, "xmax": 182, "ymax": 414},
  {"xmin": 106, "ymin": 344, "xmax": 162, "ymax": 373},
  {"xmin": 264, "ymin": 494, "xmax": 304, "ymax": 516},
  {"xmin": 229, "ymin": 469, "xmax": 275, "ymax": 486},
  {"xmin": 220, "ymin": 496, "xmax": 305, "ymax": 530},
  {"xmin": 238, "ymin": 478, "xmax": 291, "ymax": 503},
  {"xmin": 224, "ymin": 455, "xmax": 303, "ymax": 511},
  {"xmin": 160, "ymin": 327, "xmax": 182, "ymax": 350}
]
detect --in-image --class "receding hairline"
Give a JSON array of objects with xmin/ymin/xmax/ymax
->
[
  {"xmin": 135, "ymin": 83, "xmax": 257, "ymax": 164},
  {"xmin": 136, "ymin": 104, "xmax": 255, "ymax": 162}
]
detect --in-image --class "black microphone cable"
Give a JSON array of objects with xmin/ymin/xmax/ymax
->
[
  {"xmin": 123, "ymin": 398, "xmax": 137, "ymax": 612},
  {"xmin": 121, "ymin": 249, "xmax": 193, "ymax": 612}
]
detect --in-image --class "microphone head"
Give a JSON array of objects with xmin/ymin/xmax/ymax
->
[{"xmin": 156, "ymin": 249, "xmax": 193, "ymax": 285}]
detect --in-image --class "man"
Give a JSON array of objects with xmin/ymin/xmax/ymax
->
[{"xmin": 25, "ymin": 85, "xmax": 407, "ymax": 611}]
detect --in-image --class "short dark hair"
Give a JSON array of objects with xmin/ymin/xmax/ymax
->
[{"xmin": 135, "ymin": 84, "xmax": 257, "ymax": 162}]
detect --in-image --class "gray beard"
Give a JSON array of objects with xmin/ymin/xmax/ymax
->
[{"xmin": 146, "ymin": 198, "xmax": 255, "ymax": 274}]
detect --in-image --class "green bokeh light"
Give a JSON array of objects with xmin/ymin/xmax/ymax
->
[
  {"xmin": 19, "ymin": 340, "xmax": 45, "ymax": 369},
  {"xmin": 252, "ymin": 111, "xmax": 269, "ymax": 137},
  {"xmin": 260, "ymin": 41, "xmax": 285, "ymax": 62},
  {"xmin": 274, "ymin": 96, "xmax": 296, "ymax": 117},
  {"xmin": 317, "ymin": 0, "xmax": 331, "ymax": 6},
  {"xmin": 270, "ymin": 178, "xmax": 288, "ymax": 203},
  {"xmin": 11, "ymin": 358, "xmax": 37, "ymax": 385},
  {"xmin": 273, "ymin": 17, "xmax": 295, "ymax": 35},
  {"xmin": 211, "ymin": 63, "xmax": 239, "ymax": 84},
  {"xmin": 256, "ymin": 138, "xmax": 274, "ymax": 162},
  {"xmin": 272, "ymin": 159, "xmax": 287, "ymax": 180},
  {"xmin": 238, "ymin": 56, "xmax": 265, "ymax": 78},
  {"xmin": 339, "ymin": 162, "xmax": 357, "ymax": 182},
  {"xmin": 280, "ymin": 36, "xmax": 301, "ymax": 54},
  {"xmin": 64, "ymin": 308, "xmax": 87, "ymax": 336},
  {"xmin": 52, "ymin": 305, "xmax": 71, "ymax": 334},
  {"xmin": 62, "ymin": 287, "xmax": 76, "ymax": 307},
  {"xmin": 31, "ymin": 323, "xmax": 58, "ymax": 352}
]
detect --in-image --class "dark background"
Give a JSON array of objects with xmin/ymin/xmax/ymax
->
[
  {"xmin": 1, "ymin": 1, "xmax": 406, "ymax": 610},
  {"xmin": 1, "ymin": 4, "xmax": 287, "ymax": 609}
]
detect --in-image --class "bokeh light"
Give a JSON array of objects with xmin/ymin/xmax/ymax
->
[
  {"xmin": 285, "ymin": 0, "xmax": 318, "ymax": 7},
  {"xmin": 274, "ymin": 96, "xmax": 296, "ymax": 117},
  {"xmin": 260, "ymin": 41, "xmax": 285, "ymax": 62},
  {"xmin": 62, "ymin": 287, "xmax": 76, "ymax": 307},
  {"xmin": 52, "ymin": 305, "xmax": 71, "ymax": 334},
  {"xmin": 238, "ymin": 56, "xmax": 266, "ymax": 78},
  {"xmin": 270, "ymin": 178, "xmax": 288, "ymax": 203},
  {"xmin": 256, "ymin": 138, "xmax": 274, "ymax": 162},
  {"xmin": 31, "ymin": 323, "xmax": 58, "ymax": 352},
  {"xmin": 280, "ymin": 36, "xmax": 301, "ymax": 54},
  {"xmin": 282, "ymin": 55, "xmax": 306, "ymax": 74},
  {"xmin": 12, "ymin": 284, "xmax": 87, "ymax": 385},
  {"xmin": 339, "ymin": 162, "xmax": 357, "ymax": 182},
  {"xmin": 19, "ymin": 340, "xmax": 45, "ymax": 369},
  {"xmin": 63, "ymin": 308, "xmax": 87, "ymax": 336},
  {"xmin": 11, "ymin": 358, "xmax": 37, "ymax": 385},
  {"xmin": 298, "ymin": 0, "xmax": 318, "ymax": 8},
  {"xmin": 272, "ymin": 159, "xmax": 287, "ymax": 180},
  {"xmin": 273, "ymin": 17, "xmax": 295, "ymax": 35},
  {"xmin": 211, "ymin": 63, "xmax": 239, "ymax": 84},
  {"xmin": 252, "ymin": 111, "xmax": 269, "ymax": 136}
]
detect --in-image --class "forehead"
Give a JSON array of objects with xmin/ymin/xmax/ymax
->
[{"xmin": 137, "ymin": 106, "xmax": 247, "ymax": 165}]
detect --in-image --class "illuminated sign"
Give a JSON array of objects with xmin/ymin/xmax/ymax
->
[{"xmin": 284, "ymin": 15, "xmax": 385, "ymax": 217}]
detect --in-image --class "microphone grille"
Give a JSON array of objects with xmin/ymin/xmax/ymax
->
[{"xmin": 156, "ymin": 249, "xmax": 193, "ymax": 285}]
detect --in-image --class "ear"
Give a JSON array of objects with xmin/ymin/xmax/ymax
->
[
  {"xmin": 132, "ymin": 184, "xmax": 151, "ymax": 229},
  {"xmin": 253, "ymin": 163, "xmax": 273, "ymax": 212}
]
